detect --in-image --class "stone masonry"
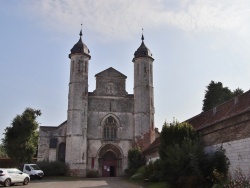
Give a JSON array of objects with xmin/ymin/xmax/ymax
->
[
  {"xmin": 187, "ymin": 90, "xmax": 250, "ymax": 176},
  {"xmin": 37, "ymin": 31, "xmax": 156, "ymax": 177}
]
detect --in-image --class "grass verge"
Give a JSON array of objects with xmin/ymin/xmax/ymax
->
[
  {"xmin": 127, "ymin": 178, "xmax": 170, "ymax": 188},
  {"xmin": 147, "ymin": 181, "xmax": 169, "ymax": 188}
]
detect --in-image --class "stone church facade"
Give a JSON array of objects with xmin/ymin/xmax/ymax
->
[{"xmin": 37, "ymin": 30, "xmax": 156, "ymax": 177}]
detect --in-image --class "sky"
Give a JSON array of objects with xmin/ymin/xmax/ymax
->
[{"xmin": 1, "ymin": 0, "xmax": 250, "ymax": 142}]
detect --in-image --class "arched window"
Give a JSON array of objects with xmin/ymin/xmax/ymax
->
[
  {"xmin": 58, "ymin": 142, "xmax": 66, "ymax": 162},
  {"xmin": 103, "ymin": 116, "xmax": 117, "ymax": 140}
]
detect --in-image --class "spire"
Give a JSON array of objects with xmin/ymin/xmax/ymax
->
[
  {"xmin": 141, "ymin": 27, "xmax": 144, "ymax": 41},
  {"xmin": 133, "ymin": 29, "xmax": 153, "ymax": 61},
  {"xmin": 80, "ymin": 23, "xmax": 83, "ymax": 37},
  {"xmin": 69, "ymin": 25, "xmax": 91, "ymax": 59}
]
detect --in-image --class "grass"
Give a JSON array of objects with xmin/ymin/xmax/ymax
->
[
  {"xmin": 147, "ymin": 182, "xmax": 169, "ymax": 188},
  {"xmin": 127, "ymin": 178, "xmax": 170, "ymax": 188}
]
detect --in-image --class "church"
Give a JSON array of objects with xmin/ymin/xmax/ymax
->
[{"xmin": 37, "ymin": 30, "xmax": 157, "ymax": 177}]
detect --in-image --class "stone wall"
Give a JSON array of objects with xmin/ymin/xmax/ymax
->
[
  {"xmin": 200, "ymin": 110, "xmax": 250, "ymax": 175},
  {"xmin": 38, "ymin": 122, "xmax": 67, "ymax": 161},
  {"xmin": 88, "ymin": 95, "xmax": 134, "ymax": 140},
  {"xmin": 87, "ymin": 95, "xmax": 134, "ymax": 176},
  {"xmin": 205, "ymin": 137, "xmax": 250, "ymax": 177},
  {"xmin": 88, "ymin": 96, "xmax": 133, "ymax": 113},
  {"xmin": 200, "ymin": 111, "xmax": 250, "ymax": 146}
]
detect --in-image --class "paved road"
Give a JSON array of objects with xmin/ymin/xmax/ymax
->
[{"xmin": 2, "ymin": 177, "xmax": 144, "ymax": 188}]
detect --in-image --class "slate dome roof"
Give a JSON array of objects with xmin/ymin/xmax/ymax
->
[
  {"xmin": 69, "ymin": 30, "xmax": 91, "ymax": 59},
  {"xmin": 133, "ymin": 34, "xmax": 153, "ymax": 61}
]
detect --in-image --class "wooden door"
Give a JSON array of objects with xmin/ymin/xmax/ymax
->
[{"xmin": 102, "ymin": 151, "xmax": 117, "ymax": 177}]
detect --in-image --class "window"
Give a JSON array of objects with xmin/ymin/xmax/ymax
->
[
  {"xmin": 144, "ymin": 66, "xmax": 147, "ymax": 77},
  {"xmin": 103, "ymin": 116, "xmax": 117, "ymax": 140},
  {"xmin": 25, "ymin": 166, "xmax": 31, "ymax": 171},
  {"xmin": 85, "ymin": 62, "xmax": 88, "ymax": 73},
  {"xmin": 58, "ymin": 142, "xmax": 66, "ymax": 162}
]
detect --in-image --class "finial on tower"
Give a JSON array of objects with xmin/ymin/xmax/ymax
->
[
  {"xmin": 133, "ymin": 27, "xmax": 154, "ymax": 61},
  {"xmin": 141, "ymin": 28, "xmax": 144, "ymax": 41},
  {"xmin": 79, "ymin": 23, "xmax": 83, "ymax": 37}
]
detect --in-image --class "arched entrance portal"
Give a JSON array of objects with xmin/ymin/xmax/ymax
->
[
  {"xmin": 102, "ymin": 151, "xmax": 116, "ymax": 177},
  {"xmin": 98, "ymin": 144, "xmax": 123, "ymax": 177}
]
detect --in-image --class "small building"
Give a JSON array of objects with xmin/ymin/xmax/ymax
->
[{"xmin": 143, "ymin": 136, "xmax": 160, "ymax": 163}]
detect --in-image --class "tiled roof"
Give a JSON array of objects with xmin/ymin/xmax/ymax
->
[
  {"xmin": 39, "ymin": 120, "xmax": 67, "ymax": 132},
  {"xmin": 186, "ymin": 90, "xmax": 250, "ymax": 130},
  {"xmin": 95, "ymin": 67, "xmax": 127, "ymax": 78},
  {"xmin": 143, "ymin": 137, "xmax": 160, "ymax": 154}
]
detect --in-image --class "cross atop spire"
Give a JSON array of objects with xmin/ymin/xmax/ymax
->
[
  {"xmin": 79, "ymin": 23, "xmax": 83, "ymax": 37},
  {"xmin": 133, "ymin": 28, "xmax": 153, "ymax": 61},
  {"xmin": 141, "ymin": 28, "xmax": 144, "ymax": 41},
  {"xmin": 69, "ymin": 23, "xmax": 91, "ymax": 59}
]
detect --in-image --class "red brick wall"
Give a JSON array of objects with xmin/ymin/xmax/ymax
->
[{"xmin": 199, "ymin": 111, "xmax": 250, "ymax": 146}]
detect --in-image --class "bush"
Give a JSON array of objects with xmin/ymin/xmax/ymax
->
[
  {"xmin": 158, "ymin": 122, "xmax": 230, "ymax": 187},
  {"xmin": 36, "ymin": 161, "xmax": 69, "ymax": 176},
  {"xmin": 86, "ymin": 170, "xmax": 99, "ymax": 178},
  {"xmin": 149, "ymin": 171, "xmax": 162, "ymax": 182},
  {"xmin": 125, "ymin": 148, "xmax": 146, "ymax": 177},
  {"xmin": 124, "ymin": 168, "xmax": 137, "ymax": 177},
  {"xmin": 144, "ymin": 160, "xmax": 161, "ymax": 180},
  {"xmin": 137, "ymin": 166, "xmax": 146, "ymax": 177},
  {"xmin": 200, "ymin": 146, "xmax": 230, "ymax": 185},
  {"xmin": 130, "ymin": 173, "xmax": 142, "ymax": 180},
  {"xmin": 223, "ymin": 168, "xmax": 250, "ymax": 188},
  {"xmin": 160, "ymin": 138, "xmax": 204, "ymax": 186}
]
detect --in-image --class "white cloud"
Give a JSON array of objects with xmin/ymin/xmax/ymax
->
[
  {"xmin": 22, "ymin": 0, "xmax": 250, "ymax": 75},
  {"xmin": 25, "ymin": 0, "xmax": 250, "ymax": 39}
]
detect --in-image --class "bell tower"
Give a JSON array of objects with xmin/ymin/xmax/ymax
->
[
  {"xmin": 66, "ymin": 29, "xmax": 91, "ymax": 176},
  {"xmin": 133, "ymin": 34, "xmax": 155, "ymax": 150}
]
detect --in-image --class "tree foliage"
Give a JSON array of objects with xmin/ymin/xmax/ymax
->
[
  {"xmin": 202, "ymin": 81, "xmax": 244, "ymax": 112},
  {"xmin": 159, "ymin": 121, "xmax": 199, "ymax": 155},
  {"xmin": 159, "ymin": 121, "xmax": 229, "ymax": 187},
  {"xmin": 0, "ymin": 144, "xmax": 8, "ymax": 158},
  {"xmin": 126, "ymin": 147, "xmax": 146, "ymax": 176},
  {"xmin": 2, "ymin": 108, "xmax": 41, "ymax": 163},
  {"xmin": 159, "ymin": 121, "xmax": 203, "ymax": 185}
]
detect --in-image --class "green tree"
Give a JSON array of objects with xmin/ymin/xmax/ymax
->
[
  {"xmin": 232, "ymin": 88, "xmax": 244, "ymax": 97},
  {"xmin": 126, "ymin": 147, "xmax": 146, "ymax": 176},
  {"xmin": 159, "ymin": 121, "xmax": 229, "ymax": 187},
  {"xmin": 202, "ymin": 81, "xmax": 244, "ymax": 112},
  {"xmin": 2, "ymin": 108, "xmax": 41, "ymax": 163},
  {"xmin": 159, "ymin": 121, "xmax": 202, "ymax": 185},
  {"xmin": 0, "ymin": 144, "xmax": 8, "ymax": 158}
]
